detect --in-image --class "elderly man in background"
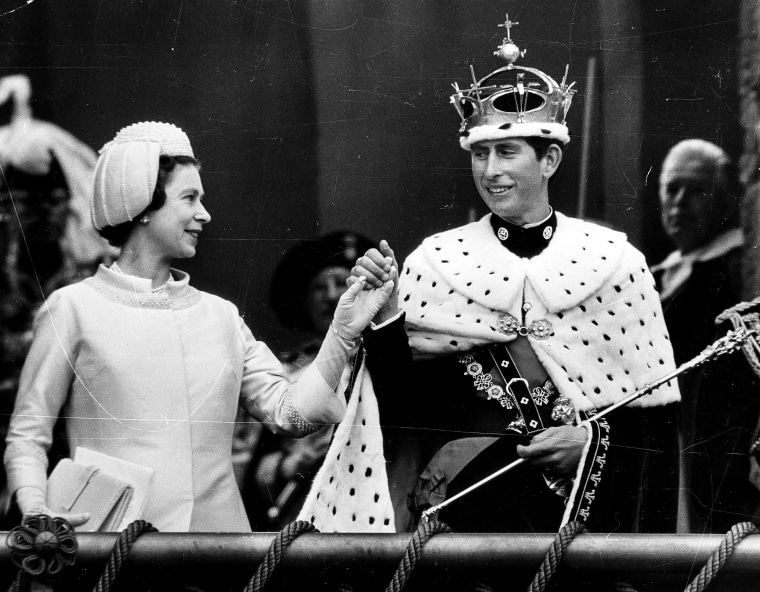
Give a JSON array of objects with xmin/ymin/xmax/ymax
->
[
  {"xmin": 652, "ymin": 139, "xmax": 743, "ymax": 367},
  {"xmin": 651, "ymin": 139, "xmax": 743, "ymax": 532}
]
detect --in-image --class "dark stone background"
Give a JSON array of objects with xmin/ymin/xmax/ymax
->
[{"xmin": 0, "ymin": 0, "xmax": 742, "ymax": 353}]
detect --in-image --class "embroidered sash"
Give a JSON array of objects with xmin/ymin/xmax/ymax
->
[
  {"xmin": 413, "ymin": 338, "xmax": 610, "ymax": 529},
  {"xmin": 458, "ymin": 339, "xmax": 561, "ymax": 435}
]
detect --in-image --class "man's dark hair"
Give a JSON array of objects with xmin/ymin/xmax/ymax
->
[
  {"xmin": 98, "ymin": 155, "xmax": 200, "ymax": 247},
  {"xmin": 523, "ymin": 137, "xmax": 563, "ymax": 182},
  {"xmin": 523, "ymin": 137, "xmax": 556, "ymax": 160}
]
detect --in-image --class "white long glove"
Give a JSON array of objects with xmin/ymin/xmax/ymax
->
[
  {"xmin": 15, "ymin": 485, "xmax": 91, "ymax": 527},
  {"xmin": 331, "ymin": 274, "xmax": 395, "ymax": 340},
  {"xmin": 294, "ymin": 275, "xmax": 395, "ymax": 425}
]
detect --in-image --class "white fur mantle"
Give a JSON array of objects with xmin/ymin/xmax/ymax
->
[
  {"xmin": 297, "ymin": 358, "xmax": 395, "ymax": 532},
  {"xmin": 399, "ymin": 213, "xmax": 680, "ymax": 411}
]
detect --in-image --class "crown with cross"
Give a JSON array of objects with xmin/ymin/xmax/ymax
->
[{"xmin": 451, "ymin": 15, "xmax": 577, "ymax": 150}]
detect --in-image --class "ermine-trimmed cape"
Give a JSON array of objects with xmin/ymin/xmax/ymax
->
[
  {"xmin": 400, "ymin": 213, "xmax": 679, "ymax": 412},
  {"xmin": 301, "ymin": 213, "xmax": 680, "ymax": 532}
]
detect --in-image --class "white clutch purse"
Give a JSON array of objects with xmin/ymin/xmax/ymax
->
[
  {"xmin": 46, "ymin": 447, "xmax": 154, "ymax": 532},
  {"xmin": 46, "ymin": 458, "xmax": 133, "ymax": 532}
]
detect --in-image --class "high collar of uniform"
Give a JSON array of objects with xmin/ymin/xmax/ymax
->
[{"xmin": 489, "ymin": 209, "xmax": 557, "ymax": 257}]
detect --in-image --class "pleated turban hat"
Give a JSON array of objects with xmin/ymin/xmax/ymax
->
[{"xmin": 91, "ymin": 121, "xmax": 195, "ymax": 231}]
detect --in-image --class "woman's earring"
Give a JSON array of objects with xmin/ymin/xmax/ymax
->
[{"xmin": 140, "ymin": 216, "xmax": 150, "ymax": 225}]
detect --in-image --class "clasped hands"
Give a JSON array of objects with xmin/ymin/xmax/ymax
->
[
  {"xmin": 331, "ymin": 240, "xmax": 397, "ymax": 339},
  {"xmin": 347, "ymin": 240, "xmax": 400, "ymax": 326}
]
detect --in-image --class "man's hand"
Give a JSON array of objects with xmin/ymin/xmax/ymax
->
[
  {"xmin": 516, "ymin": 425, "xmax": 589, "ymax": 477},
  {"xmin": 348, "ymin": 239, "xmax": 400, "ymax": 324}
]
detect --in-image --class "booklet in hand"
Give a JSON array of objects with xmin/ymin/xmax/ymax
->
[
  {"xmin": 46, "ymin": 458, "xmax": 133, "ymax": 532},
  {"xmin": 47, "ymin": 448, "xmax": 154, "ymax": 532}
]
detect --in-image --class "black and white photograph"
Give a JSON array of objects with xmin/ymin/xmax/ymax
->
[{"xmin": 0, "ymin": 1, "xmax": 757, "ymax": 590}]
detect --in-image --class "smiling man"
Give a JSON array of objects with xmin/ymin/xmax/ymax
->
[
  {"xmin": 315, "ymin": 17, "xmax": 683, "ymax": 540},
  {"xmin": 470, "ymin": 137, "xmax": 559, "ymax": 224}
]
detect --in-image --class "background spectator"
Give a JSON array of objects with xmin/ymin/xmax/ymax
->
[
  {"xmin": 239, "ymin": 231, "xmax": 374, "ymax": 530},
  {"xmin": 652, "ymin": 139, "xmax": 742, "ymax": 366},
  {"xmin": 650, "ymin": 139, "xmax": 743, "ymax": 531},
  {"xmin": 0, "ymin": 75, "xmax": 114, "ymax": 520}
]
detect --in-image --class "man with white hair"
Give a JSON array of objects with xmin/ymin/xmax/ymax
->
[
  {"xmin": 652, "ymin": 139, "xmax": 743, "ymax": 367},
  {"xmin": 652, "ymin": 139, "xmax": 745, "ymax": 533}
]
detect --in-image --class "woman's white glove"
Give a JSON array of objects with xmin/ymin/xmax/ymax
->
[
  {"xmin": 15, "ymin": 485, "xmax": 91, "ymax": 527},
  {"xmin": 293, "ymin": 272, "xmax": 395, "ymax": 426},
  {"xmin": 330, "ymin": 273, "xmax": 395, "ymax": 340}
]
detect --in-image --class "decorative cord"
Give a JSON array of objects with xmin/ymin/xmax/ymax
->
[
  {"xmin": 528, "ymin": 520, "xmax": 586, "ymax": 592},
  {"xmin": 384, "ymin": 520, "xmax": 452, "ymax": 592},
  {"xmin": 92, "ymin": 520, "xmax": 157, "ymax": 592},
  {"xmin": 714, "ymin": 302, "xmax": 760, "ymax": 378},
  {"xmin": 245, "ymin": 520, "xmax": 317, "ymax": 592},
  {"xmin": 10, "ymin": 516, "xmax": 755, "ymax": 592},
  {"xmin": 6, "ymin": 572, "xmax": 29, "ymax": 592},
  {"xmin": 5, "ymin": 514, "xmax": 78, "ymax": 592},
  {"xmin": 683, "ymin": 521, "xmax": 759, "ymax": 592}
]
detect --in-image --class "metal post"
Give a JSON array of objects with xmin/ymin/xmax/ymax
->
[
  {"xmin": 577, "ymin": 56, "xmax": 596, "ymax": 219},
  {"xmin": 738, "ymin": 0, "xmax": 760, "ymax": 299}
]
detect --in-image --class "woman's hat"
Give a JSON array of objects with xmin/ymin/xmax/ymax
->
[
  {"xmin": 91, "ymin": 121, "xmax": 194, "ymax": 230},
  {"xmin": 269, "ymin": 231, "xmax": 375, "ymax": 332}
]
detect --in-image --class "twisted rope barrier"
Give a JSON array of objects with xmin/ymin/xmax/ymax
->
[
  {"xmin": 528, "ymin": 520, "xmax": 586, "ymax": 592},
  {"xmin": 683, "ymin": 521, "xmax": 760, "ymax": 592},
  {"xmin": 92, "ymin": 520, "xmax": 157, "ymax": 592},
  {"xmin": 527, "ymin": 521, "xmax": 642, "ymax": 592},
  {"xmin": 4, "ymin": 518, "xmax": 760, "ymax": 591},
  {"xmin": 384, "ymin": 520, "xmax": 452, "ymax": 592},
  {"xmin": 244, "ymin": 520, "xmax": 317, "ymax": 592}
]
